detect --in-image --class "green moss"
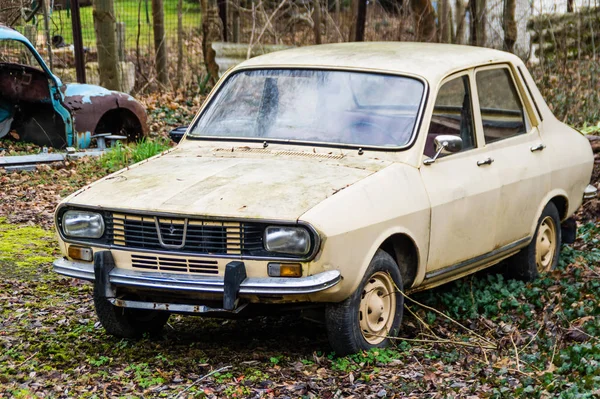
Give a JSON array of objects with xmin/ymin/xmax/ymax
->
[{"xmin": 0, "ymin": 218, "xmax": 57, "ymax": 278}]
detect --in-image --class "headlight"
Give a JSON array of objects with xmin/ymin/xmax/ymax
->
[
  {"xmin": 62, "ymin": 210, "xmax": 105, "ymax": 239},
  {"xmin": 264, "ymin": 226, "xmax": 311, "ymax": 256}
]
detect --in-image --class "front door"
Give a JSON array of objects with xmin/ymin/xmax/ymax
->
[{"xmin": 420, "ymin": 72, "xmax": 500, "ymax": 275}]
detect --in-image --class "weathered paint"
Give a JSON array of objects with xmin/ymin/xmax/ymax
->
[
  {"xmin": 64, "ymin": 83, "xmax": 136, "ymax": 104},
  {"xmin": 0, "ymin": 25, "xmax": 147, "ymax": 148},
  {"xmin": 56, "ymin": 44, "xmax": 595, "ymax": 306}
]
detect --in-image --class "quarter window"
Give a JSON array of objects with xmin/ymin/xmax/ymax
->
[
  {"xmin": 476, "ymin": 68, "xmax": 527, "ymax": 143},
  {"xmin": 424, "ymin": 75, "xmax": 476, "ymax": 157}
]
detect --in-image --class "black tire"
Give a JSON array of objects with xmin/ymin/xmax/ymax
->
[
  {"xmin": 504, "ymin": 202, "xmax": 562, "ymax": 282},
  {"xmin": 93, "ymin": 292, "xmax": 170, "ymax": 338},
  {"xmin": 325, "ymin": 250, "xmax": 404, "ymax": 355}
]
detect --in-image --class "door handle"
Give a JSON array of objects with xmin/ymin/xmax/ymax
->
[
  {"xmin": 530, "ymin": 143, "xmax": 546, "ymax": 152},
  {"xmin": 477, "ymin": 157, "xmax": 494, "ymax": 166}
]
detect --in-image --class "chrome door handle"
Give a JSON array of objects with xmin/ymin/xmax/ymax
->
[
  {"xmin": 477, "ymin": 157, "xmax": 494, "ymax": 166},
  {"xmin": 530, "ymin": 143, "xmax": 546, "ymax": 152}
]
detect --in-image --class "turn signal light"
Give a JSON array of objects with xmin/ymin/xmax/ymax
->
[
  {"xmin": 68, "ymin": 245, "xmax": 93, "ymax": 262},
  {"xmin": 267, "ymin": 263, "xmax": 302, "ymax": 277}
]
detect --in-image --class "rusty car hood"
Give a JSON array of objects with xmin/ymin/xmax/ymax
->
[{"xmin": 67, "ymin": 145, "xmax": 391, "ymax": 221}]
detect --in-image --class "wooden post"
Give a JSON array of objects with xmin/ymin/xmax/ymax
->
[
  {"xmin": 116, "ymin": 22, "xmax": 126, "ymax": 62},
  {"xmin": 355, "ymin": 0, "xmax": 367, "ymax": 41},
  {"xmin": 218, "ymin": 0, "xmax": 228, "ymax": 41},
  {"xmin": 152, "ymin": 0, "xmax": 169, "ymax": 86},
  {"xmin": 70, "ymin": 0, "xmax": 86, "ymax": 83},
  {"xmin": 42, "ymin": 0, "xmax": 54, "ymax": 70},
  {"xmin": 93, "ymin": 0, "xmax": 121, "ymax": 90},
  {"xmin": 313, "ymin": 0, "xmax": 322, "ymax": 44}
]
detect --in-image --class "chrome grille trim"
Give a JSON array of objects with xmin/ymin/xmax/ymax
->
[{"xmin": 131, "ymin": 254, "xmax": 219, "ymax": 275}]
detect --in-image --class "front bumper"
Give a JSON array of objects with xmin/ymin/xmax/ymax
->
[{"xmin": 53, "ymin": 257, "xmax": 341, "ymax": 297}]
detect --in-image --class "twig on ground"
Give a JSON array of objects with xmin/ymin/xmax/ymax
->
[{"xmin": 171, "ymin": 365, "xmax": 232, "ymax": 399}]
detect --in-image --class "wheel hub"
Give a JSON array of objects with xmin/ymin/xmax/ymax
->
[
  {"xmin": 536, "ymin": 216, "xmax": 557, "ymax": 272},
  {"xmin": 359, "ymin": 271, "xmax": 396, "ymax": 344}
]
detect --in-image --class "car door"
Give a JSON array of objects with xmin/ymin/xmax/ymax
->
[
  {"xmin": 472, "ymin": 65, "xmax": 550, "ymax": 248},
  {"xmin": 420, "ymin": 71, "xmax": 501, "ymax": 276}
]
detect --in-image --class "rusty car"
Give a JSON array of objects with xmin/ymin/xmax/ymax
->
[
  {"xmin": 52, "ymin": 43, "xmax": 597, "ymax": 354},
  {"xmin": 0, "ymin": 25, "xmax": 147, "ymax": 149}
]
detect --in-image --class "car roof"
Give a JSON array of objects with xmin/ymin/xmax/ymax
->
[
  {"xmin": 0, "ymin": 25, "xmax": 30, "ymax": 42},
  {"xmin": 237, "ymin": 42, "xmax": 521, "ymax": 83}
]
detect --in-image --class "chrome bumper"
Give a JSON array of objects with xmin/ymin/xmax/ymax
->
[
  {"xmin": 53, "ymin": 257, "xmax": 341, "ymax": 296},
  {"xmin": 584, "ymin": 184, "xmax": 598, "ymax": 200}
]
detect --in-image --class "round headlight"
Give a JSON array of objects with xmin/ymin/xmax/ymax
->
[
  {"xmin": 264, "ymin": 226, "xmax": 311, "ymax": 256},
  {"xmin": 62, "ymin": 210, "xmax": 105, "ymax": 239}
]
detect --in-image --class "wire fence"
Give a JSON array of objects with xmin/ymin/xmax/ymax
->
[{"xmin": 1, "ymin": 0, "xmax": 600, "ymax": 94}]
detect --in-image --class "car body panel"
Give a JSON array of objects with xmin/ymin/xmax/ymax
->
[
  {"xmin": 53, "ymin": 42, "xmax": 595, "ymax": 311},
  {"xmin": 0, "ymin": 25, "xmax": 147, "ymax": 148}
]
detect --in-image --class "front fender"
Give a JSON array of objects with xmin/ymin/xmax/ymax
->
[{"xmin": 62, "ymin": 83, "xmax": 148, "ymax": 143}]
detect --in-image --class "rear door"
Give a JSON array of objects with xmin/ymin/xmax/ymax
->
[{"xmin": 472, "ymin": 65, "xmax": 550, "ymax": 247}]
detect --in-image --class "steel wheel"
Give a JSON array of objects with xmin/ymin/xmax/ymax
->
[
  {"xmin": 536, "ymin": 216, "xmax": 557, "ymax": 272},
  {"xmin": 359, "ymin": 271, "xmax": 396, "ymax": 344}
]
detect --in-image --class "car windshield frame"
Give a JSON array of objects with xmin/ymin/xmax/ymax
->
[{"xmin": 186, "ymin": 67, "xmax": 429, "ymax": 151}]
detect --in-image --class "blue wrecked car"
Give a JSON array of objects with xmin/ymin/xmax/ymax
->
[{"xmin": 0, "ymin": 25, "xmax": 147, "ymax": 149}]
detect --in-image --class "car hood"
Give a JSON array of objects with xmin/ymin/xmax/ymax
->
[{"xmin": 67, "ymin": 147, "xmax": 390, "ymax": 221}]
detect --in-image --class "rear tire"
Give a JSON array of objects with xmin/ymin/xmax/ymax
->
[
  {"xmin": 93, "ymin": 292, "xmax": 169, "ymax": 338},
  {"xmin": 325, "ymin": 250, "xmax": 404, "ymax": 355},
  {"xmin": 504, "ymin": 202, "xmax": 561, "ymax": 281}
]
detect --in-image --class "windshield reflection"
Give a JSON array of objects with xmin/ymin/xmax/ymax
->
[{"xmin": 189, "ymin": 69, "xmax": 425, "ymax": 147}]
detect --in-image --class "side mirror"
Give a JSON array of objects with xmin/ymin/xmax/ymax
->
[
  {"xmin": 424, "ymin": 135, "xmax": 463, "ymax": 165},
  {"xmin": 169, "ymin": 126, "xmax": 188, "ymax": 143}
]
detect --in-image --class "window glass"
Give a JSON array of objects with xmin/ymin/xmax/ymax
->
[
  {"xmin": 0, "ymin": 40, "xmax": 43, "ymax": 71},
  {"xmin": 189, "ymin": 69, "xmax": 425, "ymax": 147},
  {"xmin": 476, "ymin": 68, "xmax": 527, "ymax": 143},
  {"xmin": 424, "ymin": 75, "xmax": 475, "ymax": 157}
]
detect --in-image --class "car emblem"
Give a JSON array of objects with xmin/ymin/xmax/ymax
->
[{"xmin": 169, "ymin": 224, "xmax": 176, "ymax": 235}]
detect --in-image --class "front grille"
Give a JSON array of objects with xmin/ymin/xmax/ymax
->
[
  {"xmin": 131, "ymin": 254, "xmax": 219, "ymax": 274},
  {"xmin": 106, "ymin": 212, "xmax": 268, "ymax": 257}
]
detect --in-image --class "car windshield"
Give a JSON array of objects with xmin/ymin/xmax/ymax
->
[{"xmin": 188, "ymin": 69, "xmax": 425, "ymax": 147}]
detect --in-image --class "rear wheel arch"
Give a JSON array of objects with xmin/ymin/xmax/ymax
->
[{"xmin": 94, "ymin": 108, "xmax": 145, "ymax": 141}]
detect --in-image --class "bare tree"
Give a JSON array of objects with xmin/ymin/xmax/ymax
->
[
  {"xmin": 152, "ymin": 0, "xmax": 169, "ymax": 86},
  {"xmin": 503, "ymin": 0, "xmax": 517, "ymax": 52},
  {"xmin": 93, "ymin": 0, "xmax": 121, "ymax": 90},
  {"xmin": 410, "ymin": 0, "xmax": 437, "ymax": 41}
]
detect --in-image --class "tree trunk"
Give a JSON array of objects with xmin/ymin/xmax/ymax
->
[
  {"xmin": 503, "ymin": 0, "xmax": 517, "ymax": 53},
  {"xmin": 470, "ymin": 0, "xmax": 486, "ymax": 46},
  {"xmin": 313, "ymin": 0, "xmax": 322, "ymax": 44},
  {"xmin": 439, "ymin": 0, "xmax": 452, "ymax": 43},
  {"xmin": 201, "ymin": 0, "xmax": 221, "ymax": 83},
  {"xmin": 410, "ymin": 0, "xmax": 437, "ymax": 42},
  {"xmin": 176, "ymin": 0, "xmax": 184, "ymax": 89},
  {"xmin": 454, "ymin": 0, "xmax": 466, "ymax": 44},
  {"xmin": 355, "ymin": 0, "xmax": 367, "ymax": 41},
  {"xmin": 567, "ymin": 0, "xmax": 574, "ymax": 13},
  {"xmin": 93, "ymin": 0, "xmax": 121, "ymax": 90},
  {"xmin": 152, "ymin": 0, "xmax": 168, "ymax": 86}
]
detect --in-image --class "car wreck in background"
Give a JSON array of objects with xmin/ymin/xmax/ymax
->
[{"xmin": 0, "ymin": 25, "xmax": 147, "ymax": 149}]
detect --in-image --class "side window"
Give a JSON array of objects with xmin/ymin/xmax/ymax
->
[
  {"xmin": 476, "ymin": 68, "xmax": 527, "ymax": 143},
  {"xmin": 424, "ymin": 75, "xmax": 476, "ymax": 157}
]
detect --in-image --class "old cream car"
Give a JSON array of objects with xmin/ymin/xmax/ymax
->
[{"xmin": 53, "ymin": 43, "xmax": 597, "ymax": 355}]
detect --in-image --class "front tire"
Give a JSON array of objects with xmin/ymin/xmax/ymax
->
[
  {"xmin": 504, "ymin": 202, "xmax": 561, "ymax": 281},
  {"xmin": 325, "ymin": 250, "xmax": 404, "ymax": 355},
  {"xmin": 93, "ymin": 292, "xmax": 170, "ymax": 338}
]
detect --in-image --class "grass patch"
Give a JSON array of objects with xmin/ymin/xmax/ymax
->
[
  {"xmin": 0, "ymin": 217, "xmax": 56, "ymax": 276},
  {"xmin": 100, "ymin": 137, "xmax": 171, "ymax": 172}
]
